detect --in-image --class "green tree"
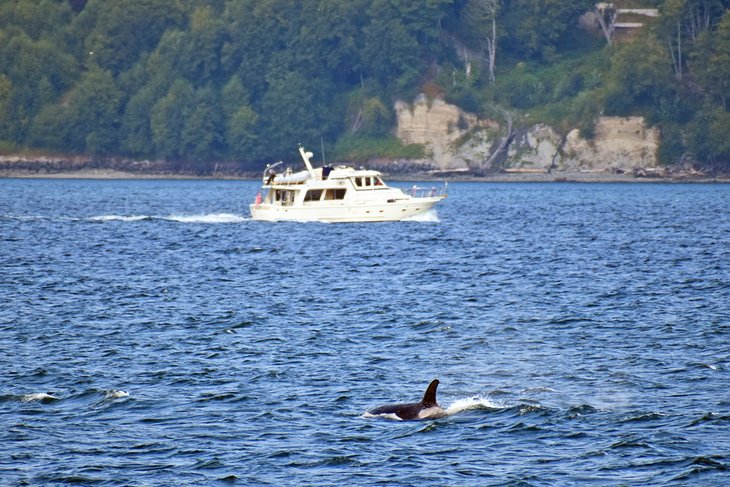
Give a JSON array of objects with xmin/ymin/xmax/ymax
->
[
  {"xmin": 120, "ymin": 83, "xmax": 164, "ymax": 157},
  {"xmin": 181, "ymin": 87, "xmax": 225, "ymax": 162},
  {"xmin": 222, "ymin": 75, "xmax": 259, "ymax": 159},
  {"xmin": 686, "ymin": 104, "xmax": 730, "ymax": 168},
  {"xmin": 660, "ymin": 0, "xmax": 689, "ymax": 79},
  {"xmin": 28, "ymin": 104, "xmax": 69, "ymax": 151},
  {"xmin": 371, "ymin": 0, "xmax": 452, "ymax": 46},
  {"xmin": 78, "ymin": 0, "xmax": 185, "ymax": 74},
  {"xmin": 0, "ymin": 74, "xmax": 13, "ymax": 141},
  {"xmin": 64, "ymin": 68, "xmax": 123, "ymax": 154},
  {"xmin": 181, "ymin": 6, "xmax": 227, "ymax": 83},
  {"xmin": 708, "ymin": 108, "xmax": 730, "ymax": 164},
  {"xmin": 227, "ymin": 106, "xmax": 259, "ymax": 160},
  {"xmin": 143, "ymin": 30, "xmax": 189, "ymax": 82},
  {"xmin": 0, "ymin": 32, "xmax": 78, "ymax": 142},
  {"xmin": 461, "ymin": 0, "xmax": 500, "ymax": 83},
  {"xmin": 221, "ymin": 76, "xmax": 250, "ymax": 116},
  {"xmin": 691, "ymin": 10, "xmax": 730, "ymax": 109},
  {"xmin": 0, "ymin": 0, "xmax": 73, "ymax": 41},
  {"xmin": 361, "ymin": 18, "xmax": 420, "ymax": 89},
  {"xmin": 502, "ymin": 0, "xmax": 593, "ymax": 60},
  {"xmin": 151, "ymin": 79, "xmax": 196, "ymax": 159},
  {"xmin": 222, "ymin": 0, "xmax": 294, "ymax": 100},
  {"xmin": 604, "ymin": 33, "xmax": 673, "ymax": 114},
  {"xmin": 260, "ymin": 72, "xmax": 337, "ymax": 159},
  {"xmin": 287, "ymin": 0, "xmax": 366, "ymax": 85},
  {"xmin": 345, "ymin": 88, "xmax": 394, "ymax": 137},
  {"xmin": 3, "ymin": 35, "xmax": 78, "ymax": 95},
  {"xmin": 659, "ymin": 0, "xmax": 730, "ymax": 79},
  {"xmin": 360, "ymin": 97, "xmax": 393, "ymax": 135}
]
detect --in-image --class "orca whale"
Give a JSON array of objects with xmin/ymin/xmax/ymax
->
[{"xmin": 369, "ymin": 379, "xmax": 447, "ymax": 420}]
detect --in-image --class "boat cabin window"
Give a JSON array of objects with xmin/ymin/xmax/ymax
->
[
  {"xmin": 353, "ymin": 176, "xmax": 385, "ymax": 189},
  {"xmin": 323, "ymin": 188, "xmax": 346, "ymax": 200},
  {"xmin": 304, "ymin": 189, "xmax": 323, "ymax": 202}
]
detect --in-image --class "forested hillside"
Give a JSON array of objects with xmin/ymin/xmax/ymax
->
[{"xmin": 1, "ymin": 0, "xmax": 728, "ymax": 172}]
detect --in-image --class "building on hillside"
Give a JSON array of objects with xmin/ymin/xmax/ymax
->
[{"xmin": 593, "ymin": 3, "xmax": 660, "ymax": 43}]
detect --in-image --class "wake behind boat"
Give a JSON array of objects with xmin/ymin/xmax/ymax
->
[{"xmin": 249, "ymin": 146, "xmax": 446, "ymax": 222}]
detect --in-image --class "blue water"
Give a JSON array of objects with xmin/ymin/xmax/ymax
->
[{"xmin": 1, "ymin": 179, "xmax": 729, "ymax": 485}]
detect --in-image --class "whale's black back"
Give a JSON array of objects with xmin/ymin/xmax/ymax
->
[{"xmin": 369, "ymin": 379, "xmax": 440, "ymax": 420}]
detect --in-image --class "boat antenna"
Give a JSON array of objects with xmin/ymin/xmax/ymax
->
[{"xmin": 320, "ymin": 137, "xmax": 326, "ymax": 164}]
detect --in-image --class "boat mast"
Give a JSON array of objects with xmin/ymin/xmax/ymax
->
[{"xmin": 298, "ymin": 145, "xmax": 316, "ymax": 179}]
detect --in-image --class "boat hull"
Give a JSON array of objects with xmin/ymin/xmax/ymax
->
[{"xmin": 249, "ymin": 197, "xmax": 442, "ymax": 222}]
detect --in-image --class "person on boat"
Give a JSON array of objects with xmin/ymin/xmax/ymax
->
[{"xmin": 266, "ymin": 170, "xmax": 276, "ymax": 185}]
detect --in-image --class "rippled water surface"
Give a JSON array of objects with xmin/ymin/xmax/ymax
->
[{"xmin": 1, "ymin": 179, "xmax": 729, "ymax": 485}]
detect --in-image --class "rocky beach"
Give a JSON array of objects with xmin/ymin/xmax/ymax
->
[{"xmin": 1, "ymin": 155, "xmax": 726, "ymax": 183}]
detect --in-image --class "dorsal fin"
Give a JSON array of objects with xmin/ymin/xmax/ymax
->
[{"xmin": 421, "ymin": 379, "xmax": 439, "ymax": 407}]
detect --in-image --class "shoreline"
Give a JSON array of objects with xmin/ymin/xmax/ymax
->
[{"xmin": 1, "ymin": 168, "xmax": 728, "ymax": 183}]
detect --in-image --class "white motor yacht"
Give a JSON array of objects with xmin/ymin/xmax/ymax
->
[{"xmin": 249, "ymin": 146, "xmax": 446, "ymax": 222}]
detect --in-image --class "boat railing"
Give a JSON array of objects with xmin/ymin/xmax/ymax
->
[{"xmin": 407, "ymin": 182, "xmax": 448, "ymax": 199}]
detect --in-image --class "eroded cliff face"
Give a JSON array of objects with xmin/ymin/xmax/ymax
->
[
  {"xmin": 395, "ymin": 95, "xmax": 479, "ymax": 170},
  {"xmin": 564, "ymin": 117, "xmax": 660, "ymax": 171},
  {"xmin": 394, "ymin": 97, "xmax": 661, "ymax": 173}
]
